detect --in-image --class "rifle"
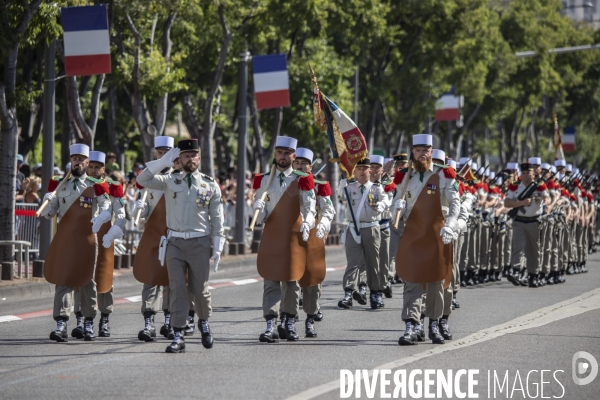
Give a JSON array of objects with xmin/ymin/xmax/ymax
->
[{"xmin": 507, "ymin": 170, "xmax": 557, "ymax": 219}]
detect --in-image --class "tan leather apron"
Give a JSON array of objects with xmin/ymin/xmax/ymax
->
[
  {"xmin": 396, "ymin": 172, "xmax": 453, "ymax": 288},
  {"xmin": 95, "ymin": 220, "xmax": 114, "ymax": 293},
  {"xmin": 298, "ymin": 216, "xmax": 326, "ymax": 287},
  {"xmin": 257, "ymin": 184, "xmax": 307, "ymax": 282},
  {"xmin": 133, "ymin": 196, "xmax": 169, "ymax": 286},
  {"xmin": 44, "ymin": 187, "xmax": 97, "ymax": 288}
]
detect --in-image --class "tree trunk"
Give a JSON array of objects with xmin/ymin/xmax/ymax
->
[
  {"xmin": 0, "ymin": 84, "xmax": 18, "ymax": 262},
  {"xmin": 106, "ymin": 86, "xmax": 121, "ymax": 160}
]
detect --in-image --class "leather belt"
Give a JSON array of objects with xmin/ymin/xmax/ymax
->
[
  {"xmin": 359, "ymin": 221, "xmax": 379, "ymax": 229},
  {"xmin": 514, "ymin": 216, "xmax": 540, "ymax": 223},
  {"xmin": 167, "ymin": 230, "xmax": 208, "ymax": 239}
]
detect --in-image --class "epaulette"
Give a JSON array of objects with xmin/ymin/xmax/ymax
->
[
  {"xmin": 252, "ymin": 174, "xmax": 263, "ymax": 190},
  {"xmin": 536, "ymin": 182, "xmax": 548, "ymax": 192},
  {"xmin": 561, "ymin": 189, "xmax": 570, "ymax": 198},
  {"xmin": 85, "ymin": 176, "xmax": 104, "ymax": 184},
  {"xmin": 314, "ymin": 179, "xmax": 327, "ymax": 185},
  {"xmin": 200, "ymin": 173, "xmax": 214, "ymax": 182},
  {"xmin": 47, "ymin": 175, "xmax": 64, "ymax": 192},
  {"xmin": 136, "ymin": 182, "xmax": 144, "ymax": 190},
  {"xmin": 317, "ymin": 181, "xmax": 332, "ymax": 197},
  {"xmin": 442, "ymin": 166, "xmax": 456, "ymax": 179},
  {"xmin": 434, "ymin": 163, "xmax": 447, "ymax": 169},
  {"xmin": 298, "ymin": 173, "xmax": 315, "ymax": 191},
  {"xmin": 109, "ymin": 182, "xmax": 124, "ymax": 198},
  {"xmin": 381, "ymin": 179, "xmax": 393, "ymax": 186},
  {"xmin": 509, "ymin": 182, "xmax": 519, "ymax": 192},
  {"xmin": 94, "ymin": 180, "xmax": 110, "ymax": 196},
  {"xmin": 393, "ymin": 169, "xmax": 408, "ymax": 185},
  {"xmin": 384, "ymin": 182, "xmax": 396, "ymax": 193}
]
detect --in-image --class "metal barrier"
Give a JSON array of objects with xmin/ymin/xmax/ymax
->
[
  {"xmin": 15, "ymin": 203, "xmax": 40, "ymax": 258},
  {"xmin": 0, "ymin": 240, "xmax": 32, "ymax": 279}
]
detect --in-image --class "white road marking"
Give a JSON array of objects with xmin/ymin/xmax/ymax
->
[
  {"xmin": 232, "ymin": 279, "xmax": 259, "ymax": 286},
  {"xmin": 0, "ymin": 316, "xmax": 22, "ymax": 323},
  {"xmin": 125, "ymin": 295, "xmax": 143, "ymax": 302},
  {"xmin": 286, "ymin": 287, "xmax": 600, "ymax": 400}
]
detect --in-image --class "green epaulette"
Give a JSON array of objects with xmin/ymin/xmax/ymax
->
[
  {"xmin": 399, "ymin": 168, "xmax": 409, "ymax": 173},
  {"xmin": 382, "ymin": 179, "xmax": 393, "ymax": 186},
  {"xmin": 85, "ymin": 176, "xmax": 104, "ymax": 184},
  {"xmin": 434, "ymin": 163, "xmax": 448, "ymax": 169},
  {"xmin": 104, "ymin": 177, "xmax": 119, "ymax": 185},
  {"xmin": 293, "ymin": 170, "xmax": 309, "ymax": 177},
  {"xmin": 314, "ymin": 179, "xmax": 327, "ymax": 185},
  {"xmin": 51, "ymin": 175, "xmax": 63, "ymax": 182}
]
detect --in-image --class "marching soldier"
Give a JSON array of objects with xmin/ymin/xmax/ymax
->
[
  {"xmin": 505, "ymin": 163, "xmax": 550, "ymax": 288},
  {"xmin": 394, "ymin": 134, "xmax": 460, "ymax": 346},
  {"xmin": 390, "ymin": 153, "xmax": 409, "ymax": 285},
  {"xmin": 40, "ymin": 144, "xmax": 111, "ymax": 342},
  {"xmin": 337, "ymin": 158, "xmax": 387, "ymax": 309},
  {"xmin": 137, "ymin": 139, "xmax": 224, "ymax": 353},
  {"xmin": 253, "ymin": 137, "xmax": 317, "ymax": 343},
  {"xmin": 292, "ymin": 147, "xmax": 335, "ymax": 337}
]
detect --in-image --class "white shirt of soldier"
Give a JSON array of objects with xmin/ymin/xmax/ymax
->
[
  {"xmin": 138, "ymin": 168, "xmax": 172, "ymax": 220},
  {"xmin": 506, "ymin": 182, "xmax": 549, "ymax": 217},
  {"xmin": 254, "ymin": 166, "xmax": 316, "ymax": 226},
  {"xmin": 46, "ymin": 173, "xmax": 111, "ymax": 220},
  {"xmin": 343, "ymin": 180, "xmax": 386, "ymax": 223}
]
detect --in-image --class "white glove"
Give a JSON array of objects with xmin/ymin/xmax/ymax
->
[
  {"xmin": 376, "ymin": 202, "xmax": 386, "ymax": 213},
  {"xmin": 254, "ymin": 199, "xmax": 265, "ymax": 212},
  {"xmin": 440, "ymin": 226, "xmax": 454, "ymax": 244},
  {"xmin": 301, "ymin": 222, "xmax": 311, "ymax": 241},
  {"xmin": 337, "ymin": 179, "xmax": 348, "ymax": 197},
  {"xmin": 395, "ymin": 199, "xmax": 406, "ymax": 210},
  {"xmin": 91, "ymin": 210, "xmax": 112, "ymax": 233},
  {"xmin": 316, "ymin": 223, "xmax": 327, "ymax": 239},
  {"xmin": 134, "ymin": 199, "xmax": 146, "ymax": 213},
  {"xmin": 102, "ymin": 225, "xmax": 123, "ymax": 248},
  {"xmin": 43, "ymin": 192, "xmax": 56, "ymax": 203},
  {"xmin": 146, "ymin": 147, "xmax": 181, "ymax": 174},
  {"xmin": 211, "ymin": 236, "xmax": 225, "ymax": 272}
]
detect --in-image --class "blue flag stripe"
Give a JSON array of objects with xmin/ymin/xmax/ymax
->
[
  {"xmin": 252, "ymin": 54, "xmax": 287, "ymax": 74},
  {"xmin": 62, "ymin": 5, "xmax": 108, "ymax": 32}
]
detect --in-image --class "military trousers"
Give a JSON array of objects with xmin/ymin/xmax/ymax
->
[
  {"xmin": 165, "ymin": 236, "xmax": 212, "ymax": 328},
  {"xmin": 377, "ymin": 225, "xmax": 391, "ymax": 289},
  {"xmin": 53, "ymin": 280, "xmax": 96, "ymax": 320},
  {"xmin": 388, "ymin": 221, "xmax": 404, "ymax": 280},
  {"xmin": 266, "ymin": 280, "xmax": 299, "ymax": 318},
  {"xmin": 402, "ymin": 281, "xmax": 444, "ymax": 322},
  {"xmin": 467, "ymin": 218, "xmax": 480, "ymax": 272},
  {"xmin": 342, "ymin": 226, "xmax": 381, "ymax": 292},
  {"xmin": 541, "ymin": 218, "xmax": 555, "ymax": 274},
  {"xmin": 504, "ymin": 220, "xmax": 513, "ymax": 268},
  {"xmin": 479, "ymin": 220, "xmax": 492, "ymax": 272},
  {"xmin": 74, "ymin": 283, "xmax": 113, "ymax": 315},
  {"xmin": 302, "ymin": 284, "xmax": 321, "ymax": 316},
  {"xmin": 510, "ymin": 220, "xmax": 540, "ymax": 274}
]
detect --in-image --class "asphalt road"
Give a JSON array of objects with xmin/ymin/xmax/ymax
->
[{"xmin": 0, "ymin": 248, "xmax": 599, "ymax": 400}]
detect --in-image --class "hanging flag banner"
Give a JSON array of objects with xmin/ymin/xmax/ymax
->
[
  {"xmin": 562, "ymin": 126, "xmax": 576, "ymax": 152},
  {"xmin": 62, "ymin": 5, "xmax": 111, "ymax": 76},
  {"xmin": 435, "ymin": 88, "xmax": 463, "ymax": 121},
  {"xmin": 252, "ymin": 54, "xmax": 290, "ymax": 110},
  {"xmin": 553, "ymin": 113, "xmax": 565, "ymax": 160}
]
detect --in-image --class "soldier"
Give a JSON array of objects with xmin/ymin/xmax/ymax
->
[
  {"xmin": 137, "ymin": 139, "xmax": 224, "ymax": 353},
  {"xmin": 505, "ymin": 163, "xmax": 550, "ymax": 288},
  {"xmin": 394, "ymin": 134, "xmax": 460, "ymax": 346},
  {"xmin": 338, "ymin": 158, "xmax": 387, "ymax": 310},
  {"xmin": 67, "ymin": 151, "xmax": 126, "ymax": 340},
  {"xmin": 40, "ymin": 144, "xmax": 111, "ymax": 342},
  {"xmin": 292, "ymin": 147, "xmax": 335, "ymax": 337},
  {"xmin": 253, "ymin": 137, "xmax": 317, "ymax": 343},
  {"xmin": 390, "ymin": 153, "xmax": 408, "ymax": 285}
]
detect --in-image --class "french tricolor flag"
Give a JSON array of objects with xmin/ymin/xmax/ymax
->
[
  {"xmin": 435, "ymin": 89, "xmax": 463, "ymax": 121},
  {"xmin": 62, "ymin": 5, "xmax": 111, "ymax": 77},
  {"xmin": 252, "ymin": 54, "xmax": 290, "ymax": 110},
  {"xmin": 563, "ymin": 126, "xmax": 576, "ymax": 152}
]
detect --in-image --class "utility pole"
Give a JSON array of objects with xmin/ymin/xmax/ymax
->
[
  {"xmin": 234, "ymin": 44, "xmax": 250, "ymax": 249},
  {"xmin": 39, "ymin": 40, "xmax": 56, "ymax": 260}
]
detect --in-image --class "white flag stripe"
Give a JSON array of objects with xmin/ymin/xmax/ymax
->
[
  {"xmin": 332, "ymin": 108, "xmax": 357, "ymax": 133},
  {"xmin": 64, "ymin": 30, "xmax": 110, "ymax": 57},
  {"xmin": 435, "ymin": 95, "xmax": 460, "ymax": 110},
  {"xmin": 253, "ymin": 71, "xmax": 289, "ymax": 93},
  {"xmin": 0, "ymin": 316, "xmax": 22, "ymax": 323},
  {"xmin": 562, "ymin": 134, "xmax": 575, "ymax": 144}
]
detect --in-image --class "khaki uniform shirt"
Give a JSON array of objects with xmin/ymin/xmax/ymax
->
[
  {"xmin": 46, "ymin": 173, "xmax": 110, "ymax": 220},
  {"xmin": 315, "ymin": 183, "xmax": 336, "ymax": 226},
  {"xmin": 506, "ymin": 182, "xmax": 548, "ymax": 217},
  {"xmin": 137, "ymin": 168, "xmax": 224, "ymax": 238},
  {"xmin": 342, "ymin": 180, "xmax": 385, "ymax": 224},
  {"xmin": 138, "ymin": 168, "xmax": 172, "ymax": 220}
]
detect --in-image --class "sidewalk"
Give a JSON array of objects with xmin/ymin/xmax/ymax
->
[{"xmin": 0, "ymin": 245, "xmax": 346, "ymax": 300}]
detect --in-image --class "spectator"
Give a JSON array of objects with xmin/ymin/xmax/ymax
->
[
  {"xmin": 33, "ymin": 163, "xmax": 42, "ymax": 177},
  {"xmin": 25, "ymin": 177, "xmax": 41, "ymax": 205},
  {"xmin": 105, "ymin": 152, "xmax": 120, "ymax": 171}
]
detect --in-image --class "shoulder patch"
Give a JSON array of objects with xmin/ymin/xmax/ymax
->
[{"xmin": 201, "ymin": 173, "xmax": 214, "ymax": 182}]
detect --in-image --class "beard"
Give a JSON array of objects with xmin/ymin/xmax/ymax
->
[
  {"xmin": 413, "ymin": 158, "xmax": 432, "ymax": 173},
  {"xmin": 276, "ymin": 158, "xmax": 291, "ymax": 169},
  {"xmin": 183, "ymin": 162, "xmax": 198, "ymax": 173},
  {"xmin": 71, "ymin": 167, "xmax": 84, "ymax": 177}
]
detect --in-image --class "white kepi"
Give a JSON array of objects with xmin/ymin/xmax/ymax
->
[
  {"xmin": 275, "ymin": 136, "xmax": 298, "ymax": 151},
  {"xmin": 296, "ymin": 148, "xmax": 314, "ymax": 163},
  {"xmin": 155, "ymin": 136, "xmax": 174, "ymax": 149},
  {"xmin": 528, "ymin": 157, "xmax": 542, "ymax": 166},
  {"xmin": 432, "ymin": 149, "xmax": 445, "ymax": 163},
  {"xmin": 447, "ymin": 159, "xmax": 457, "ymax": 169},
  {"xmin": 412, "ymin": 134, "xmax": 432, "ymax": 147},
  {"xmin": 369, "ymin": 155, "xmax": 385, "ymax": 166},
  {"xmin": 70, "ymin": 144, "xmax": 90, "ymax": 158},
  {"xmin": 554, "ymin": 159, "xmax": 566, "ymax": 167},
  {"xmin": 89, "ymin": 151, "xmax": 106, "ymax": 165}
]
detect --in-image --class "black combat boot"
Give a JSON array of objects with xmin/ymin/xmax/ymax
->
[
  {"xmin": 338, "ymin": 290, "xmax": 353, "ymax": 309},
  {"xmin": 285, "ymin": 314, "xmax": 299, "ymax": 341},
  {"xmin": 314, "ymin": 308, "xmax": 323, "ymax": 321},
  {"xmin": 50, "ymin": 318, "xmax": 68, "ymax": 342},
  {"xmin": 98, "ymin": 313, "xmax": 110, "ymax": 337},
  {"xmin": 277, "ymin": 313, "xmax": 287, "ymax": 339},
  {"xmin": 428, "ymin": 319, "xmax": 445, "ymax": 344},
  {"xmin": 528, "ymin": 273, "xmax": 539, "ymax": 288},
  {"xmin": 538, "ymin": 272, "xmax": 547, "ymax": 286},
  {"xmin": 165, "ymin": 328, "xmax": 185, "ymax": 353},
  {"xmin": 415, "ymin": 316, "xmax": 426, "ymax": 342},
  {"xmin": 506, "ymin": 268, "xmax": 520, "ymax": 286},
  {"xmin": 184, "ymin": 311, "xmax": 195, "ymax": 336},
  {"xmin": 353, "ymin": 284, "xmax": 367, "ymax": 305},
  {"xmin": 370, "ymin": 292, "xmax": 384, "ymax": 309},
  {"xmin": 305, "ymin": 315, "xmax": 317, "ymax": 338},
  {"xmin": 398, "ymin": 320, "xmax": 418, "ymax": 346},
  {"xmin": 438, "ymin": 316, "xmax": 453, "ymax": 340},
  {"xmin": 138, "ymin": 311, "xmax": 156, "ymax": 342},
  {"xmin": 567, "ymin": 263, "xmax": 574, "ymax": 275},
  {"xmin": 84, "ymin": 318, "xmax": 96, "ymax": 341},
  {"xmin": 199, "ymin": 320, "xmax": 213, "ymax": 349},
  {"xmin": 71, "ymin": 312, "xmax": 84, "ymax": 339},
  {"xmin": 460, "ymin": 271, "xmax": 467, "ymax": 287},
  {"xmin": 452, "ymin": 292, "xmax": 460, "ymax": 309},
  {"xmin": 259, "ymin": 316, "xmax": 279, "ymax": 343},
  {"xmin": 546, "ymin": 271, "xmax": 555, "ymax": 285},
  {"xmin": 160, "ymin": 310, "xmax": 171, "ymax": 337},
  {"xmin": 383, "ymin": 279, "xmax": 393, "ymax": 298},
  {"xmin": 466, "ymin": 270, "xmax": 475, "ymax": 286}
]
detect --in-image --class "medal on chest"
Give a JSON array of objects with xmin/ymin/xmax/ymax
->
[
  {"xmin": 79, "ymin": 196, "xmax": 93, "ymax": 208},
  {"xmin": 427, "ymin": 183, "xmax": 437, "ymax": 195},
  {"xmin": 196, "ymin": 187, "xmax": 213, "ymax": 208}
]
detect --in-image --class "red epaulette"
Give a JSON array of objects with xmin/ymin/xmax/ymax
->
[
  {"xmin": 393, "ymin": 170, "xmax": 406, "ymax": 185},
  {"xmin": 587, "ymin": 193, "xmax": 593, "ymax": 203},
  {"xmin": 509, "ymin": 182, "xmax": 519, "ymax": 192},
  {"xmin": 443, "ymin": 166, "xmax": 456, "ymax": 179},
  {"xmin": 136, "ymin": 182, "xmax": 144, "ymax": 190},
  {"xmin": 581, "ymin": 189, "xmax": 587, "ymax": 197},
  {"xmin": 94, "ymin": 181, "xmax": 109, "ymax": 196},
  {"xmin": 47, "ymin": 179, "xmax": 60, "ymax": 192},
  {"xmin": 483, "ymin": 183, "xmax": 490, "ymax": 192},
  {"xmin": 491, "ymin": 186, "xmax": 501, "ymax": 194},
  {"xmin": 298, "ymin": 173, "xmax": 315, "ymax": 191},
  {"xmin": 570, "ymin": 194, "xmax": 577, "ymax": 201},
  {"xmin": 561, "ymin": 189, "xmax": 570, "ymax": 198},
  {"xmin": 109, "ymin": 182, "xmax": 124, "ymax": 198},
  {"xmin": 252, "ymin": 174, "xmax": 263, "ymax": 190},
  {"xmin": 317, "ymin": 182, "xmax": 332, "ymax": 197},
  {"xmin": 384, "ymin": 182, "xmax": 396, "ymax": 193},
  {"xmin": 547, "ymin": 179, "xmax": 555, "ymax": 190},
  {"xmin": 474, "ymin": 181, "xmax": 483, "ymax": 190},
  {"xmin": 536, "ymin": 183, "xmax": 547, "ymax": 192}
]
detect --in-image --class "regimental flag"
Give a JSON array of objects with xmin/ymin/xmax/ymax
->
[
  {"xmin": 435, "ymin": 88, "xmax": 463, "ymax": 121},
  {"xmin": 61, "ymin": 5, "xmax": 111, "ymax": 76},
  {"xmin": 252, "ymin": 54, "xmax": 290, "ymax": 110},
  {"xmin": 553, "ymin": 113, "xmax": 565, "ymax": 160},
  {"xmin": 563, "ymin": 126, "xmax": 576, "ymax": 153},
  {"xmin": 312, "ymin": 86, "xmax": 367, "ymax": 179},
  {"xmin": 457, "ymin": 163, "xmax": 477, "ymax": 181}
]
